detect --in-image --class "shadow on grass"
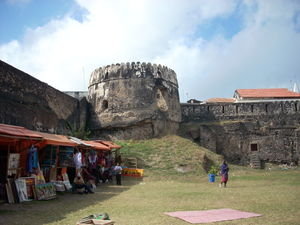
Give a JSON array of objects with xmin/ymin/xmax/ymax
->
[{"xmin": 0, "ymin": 176, "xmax": 143, "ymax": 225}]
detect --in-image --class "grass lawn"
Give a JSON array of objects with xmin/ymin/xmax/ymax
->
[
  {"xmin": 0, "ymin": 168, "xmax": 299, "ymax": 225},
  {"xmin": 0, "ymin": 136, "xmax": 299, "ymax": 225}
]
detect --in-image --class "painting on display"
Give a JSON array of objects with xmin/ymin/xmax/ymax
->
[
  {"xmin": 7, "ymin": 153, "xmax": 20, "ymax": 176},
  {"xmin": 35, "ymin": 183, "xmax": 56, "ymax": 200}
]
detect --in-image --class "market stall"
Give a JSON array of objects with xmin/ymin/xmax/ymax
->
[
  {"xmin": 0, "ymin": 123, "xmax": 124, "ymax": 203},
  {"xmin": 0, "ymin": 124, "xmax": 43, "ymax": 203}
]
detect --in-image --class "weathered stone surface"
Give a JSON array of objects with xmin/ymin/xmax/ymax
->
[
  {"xmin": 88, "ymin": 62, "xmax": 181, "ymax": 139},
  {"xmin": 0, "ymin": 60, "xmax": 86, "ymax": 133},
  {"xmin": 181, "ymin": 101, "xmax": 300, "ymax": 165}
]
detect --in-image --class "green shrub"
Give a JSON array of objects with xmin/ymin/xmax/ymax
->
[{"xmin": 208, "ymin": 165, "xmax": 219, "ymax": 175}]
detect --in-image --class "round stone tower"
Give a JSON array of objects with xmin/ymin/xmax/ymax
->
[{"xmin": 88, "ymin": 62, "xmax": 181, "ymax": 139}]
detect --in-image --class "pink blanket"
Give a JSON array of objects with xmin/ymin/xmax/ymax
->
[{"xmin": 165, "ymin": 208, "xmax": 261, "ymax": 224}]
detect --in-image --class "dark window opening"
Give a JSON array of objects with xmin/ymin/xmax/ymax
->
[
  {"xmin": 265, "ymin": 104, "xmax": 268, "ymax": 113},
  {"xmin": 104, "ymin": 72, "xmax": 109, "ymax": 80},
  {"xmin": 251, "ymin": 143, "xmax": 258, "ymax": 151},
  {"xmin": 251, "ymin": 105, "xmax": 254, "ymax": 113},
  {"xmin": 295, "ymin": 103, "xmax": 298, "ymax": 112},
  {"xmin": 235, "ymin": 105, "xmax": 238, "ymax": 114},
  {"xmin": 222, "ymin": 106, "xmax": 225, "ymax": 113},
  {"xmin": 207, "ymin": 106, "xmax": 210, "ymax": 112},
  {"xmin": 102, "ymin": 100, "xmax": 108, "ymax": 110}
]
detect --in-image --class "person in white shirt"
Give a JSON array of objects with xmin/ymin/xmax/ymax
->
[
  {"xmin": 73, "ymin": 149, "xmax": 82, "ymax": 177},
  {"xmin": 114, "ymin": 163, "xmax": 123, "ymax": 185}
]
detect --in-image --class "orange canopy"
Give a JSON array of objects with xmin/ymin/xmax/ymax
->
[
  {"xmin": 94, "ymin": 140, "xmax": 122, "ymax": 149},
  {"xmin": 0, "ymin": 123, "xmax": 43, "ymax": 140},
  {"xmin": 32, "ymin": 131, "xmax": 77, "ymax": 147},
  {"xmin": 82, "ymin": 141, "xmax": 110, "ymax": 151}
]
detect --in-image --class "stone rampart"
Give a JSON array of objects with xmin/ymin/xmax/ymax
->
[
  {"xmin": 181, "ymin": 101, "xmax": 300, "ymax": 166},
  {"xmin": 181, "ymin": 100, "xmax": 299, "ymax": 122},
  {"xmin": 0, "ymin": 60, "xmax": 86, "ymax": 133}
]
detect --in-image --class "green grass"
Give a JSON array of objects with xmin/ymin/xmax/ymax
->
[
  {"xmin": 117, "ymin": 135, "xmax": 223, "ymax": 177},
  {"xmin": 0, "ymin": 136, "xmax": 299, "ymax": 225}
]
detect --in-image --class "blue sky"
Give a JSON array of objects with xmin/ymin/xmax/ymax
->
[
  {"xmin": 0, "ymin": 0, "xmax": 300, "ymax": 102},
  {"xmin": 0, "ymin": 0, "xmax": 86, "ymax": 43}
]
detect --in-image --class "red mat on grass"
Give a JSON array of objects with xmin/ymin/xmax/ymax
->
[{"xmin": 165, "ymin": 208, "xmax": 261, "ymax": 224}]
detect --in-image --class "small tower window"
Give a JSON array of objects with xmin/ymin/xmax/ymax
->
[{"xmin": 102, "ymin": 100, "xmax": 108, "ymax": 110}]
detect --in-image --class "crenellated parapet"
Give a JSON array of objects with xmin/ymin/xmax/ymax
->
[
  {"xmin": 181, "ymin": 100, "xmax": 300, "ymax": 122},
  {"xmin": 89, "ymin": 62, "xmax": 178, "ymax": 89}
]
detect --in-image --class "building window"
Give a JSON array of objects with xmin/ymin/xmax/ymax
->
[
  {"xmin": 235, "ymin": 105, "xmax": 238, "ymax": 114},
  {"xmin": 207, "ymin": 106, "xmax": 210, "ymax": 112},
  {"xmin": 250, "ymin": 143, "xmax": 258, "ymax": 151},
  {"xmin": 265, "ymin": 104, "xmax": 268, "ymax": 113},
  {"xmin": 295, "ymin": 103, "xmax": 298, "ymax": 112},
  {"xmin": 222, "ymin": 106, "xmax": 225, "ymax": 113},
  {"xmin": 251, "ymin": 105, "xmax": 254, "ymax": 113}
]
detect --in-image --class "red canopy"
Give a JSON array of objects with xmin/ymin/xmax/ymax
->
[
  {"xmin": 32, "ymin": 131, "xmax": 77, "ymax": 147},
  {"xmin": 94, "ymin": 140, "xmax": 122, "ymax": 149},
  {"xmin": 83, "ymin": 141, "xmax": 110, "ymax": 151},
  {"xmin": 0, "ymin": 123, "xmax": 43, "ymax": 140}
]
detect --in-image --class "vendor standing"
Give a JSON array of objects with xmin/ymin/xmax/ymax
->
[
  {"xmin": 73, "ymin": 149, "xmax": 82, "ymax": 177},
  {"xmin": 114, "ymin": 163, "xmax": 123, "ymax": 185}
]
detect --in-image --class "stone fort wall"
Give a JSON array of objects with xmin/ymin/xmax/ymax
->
[
  {"xmin": 180, "ymin": 100, "xmax": 300, "ymax": 166},
  {"xmin": 181, "ymin": 100, "xmax": 299, "ymax": 122},
  {"xmin": 0, "ymin": 60, "xmax": 87, "ymax": 133}
]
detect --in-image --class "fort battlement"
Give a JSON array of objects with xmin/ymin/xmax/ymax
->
[
  {"xmin": 89, "ymin": 62, "xmax": 178, "ymax": 89},
  {"xmin": 181, "ymin": 100, "xmax": 300, "ymax": 122}
]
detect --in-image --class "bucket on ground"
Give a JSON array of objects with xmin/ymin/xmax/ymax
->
[{"xmin": 208, "ymin": 174, "xmax": 215, "ymax": 182}]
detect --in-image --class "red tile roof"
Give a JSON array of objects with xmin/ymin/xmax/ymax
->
[
  {"xmin": 235, "ymin": 88, "xmax": 300, "ymax": 98},
  {"xmin": 205, "ymin": 98, "xmax": 236, "ymax": 103}
]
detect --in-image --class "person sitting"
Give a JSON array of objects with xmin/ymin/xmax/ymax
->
[{"xmin": 72, "ymin": 175, "xmax": 94, "ymax": 194}]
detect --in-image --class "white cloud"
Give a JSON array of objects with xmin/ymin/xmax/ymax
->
[{"xmin": 1, "ymin": 0, "xmax": 300, "ymax": 101}]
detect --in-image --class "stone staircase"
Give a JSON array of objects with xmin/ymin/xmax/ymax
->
[{"xmin": 250, "ymin": 153, "xmax": 261, "ymax": 169}]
